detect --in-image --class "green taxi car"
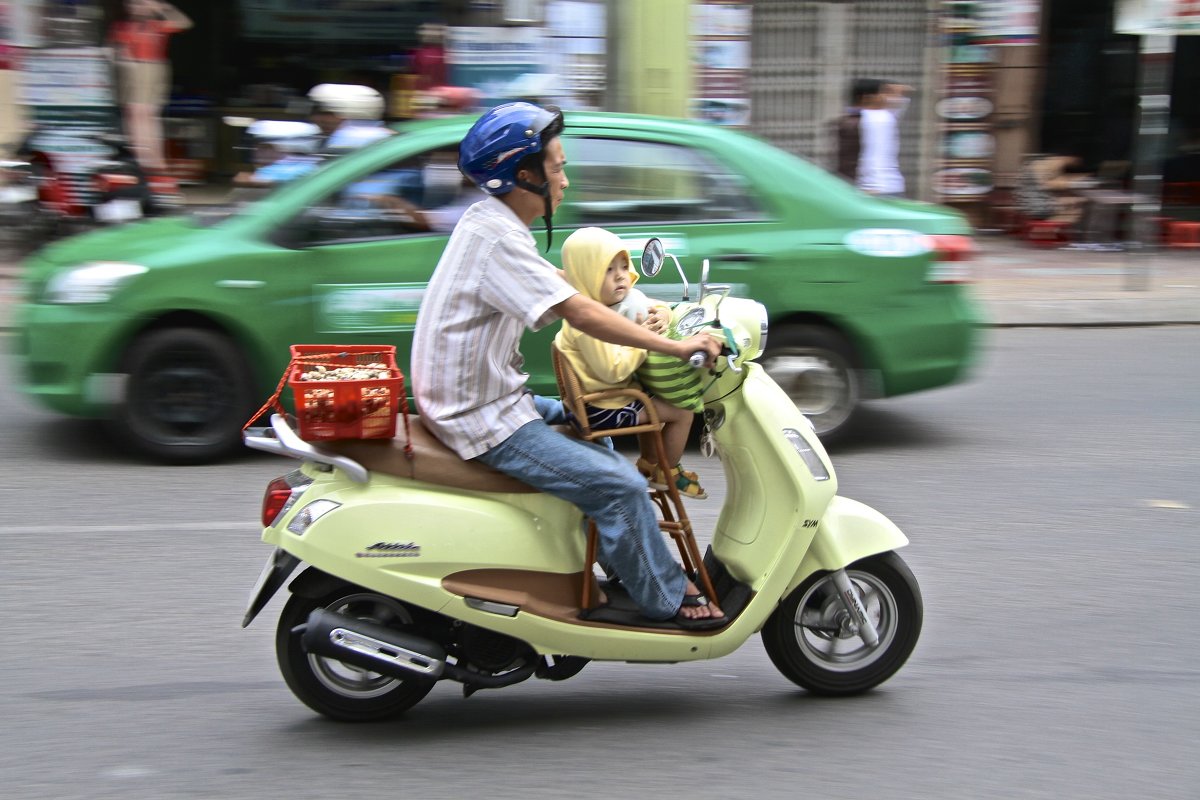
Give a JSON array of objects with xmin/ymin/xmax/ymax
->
[{"xmin": 14, "ymin": 111, "xmax": 981, "ymax": 463}]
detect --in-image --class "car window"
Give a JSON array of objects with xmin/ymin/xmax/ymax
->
[
  {"xmin": 287, "ymin": 147, "xmax": 482, "ymax": 246},
  {"xmin": 566, "ymin": 136, "xmax": 764, "ymax": 226}
]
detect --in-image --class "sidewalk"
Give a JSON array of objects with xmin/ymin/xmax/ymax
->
[
  {"xmin": 968, "ymin": 236, "xmax": 1200, "ymax": 326},
  {"xmin": 1, "ymin": 192, "xmax": 1198, "ymax": 330}
]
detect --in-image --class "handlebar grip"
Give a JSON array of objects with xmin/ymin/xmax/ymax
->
[{"xmin": 688, "ymin": 351, "xmax": 708, "ymax": 368}]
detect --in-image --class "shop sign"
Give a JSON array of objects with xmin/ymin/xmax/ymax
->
[
  {"xmin": 18, "ymin": 46, "xmax": 118, "ymax": 137},
  {"xmin": 943, "ymin": 130, "xmax": 995, "ymax": 159},
  {"xmin": 936, "ymin": 1, "xmax": 998, "ymax": 204},
  {"xmin": 975, "ymin": 0, "xmax": 1040, "ymax": 45},
  {"xmin": 446, "ymin": 26, "xmax": 544, "ymax": 98},
  {"xmin": 936, "ymin": 96, "xmax": 994, "ymax": 120},
  {"xmin": 933, "ymin": 167, "xmax": 994, "ymax": 196},
  {"xmin": 1116, "ymin": 0, "xmax": 1200, "ymax": 35},
  {"xmin": 0, "ymin": 0, "xmax": 42, "ymax": 47},
  {"xmin": 238, "ymin": 0, "xmax": 420, "ymax": 41}
]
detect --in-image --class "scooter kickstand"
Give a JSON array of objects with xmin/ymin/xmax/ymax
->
[{"xmin": 830, "ymin": 569, "xmax": 880, "ymax": 647}]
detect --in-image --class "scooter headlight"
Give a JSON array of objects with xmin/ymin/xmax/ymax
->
[
  {"xmin": 287, "ymin": 499, "xmax": 341, "ymax": 535},
  {"xmin": 783, "ymin": 428, "xmax": 830, "ymax": 481}
]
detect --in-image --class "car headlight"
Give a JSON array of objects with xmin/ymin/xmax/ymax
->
[{"xmin": 43, "ymin": 262, "xmax": 148, "ymax": 304}]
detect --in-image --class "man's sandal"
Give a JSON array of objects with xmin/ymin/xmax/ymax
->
[{"xmin": 673, "ymin": 592, "xmax": 727, "ymax": 630}]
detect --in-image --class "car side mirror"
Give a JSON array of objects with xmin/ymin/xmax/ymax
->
[{"xmin": 270, "ymin": 217, "xmax": 314, "ymax": 250}]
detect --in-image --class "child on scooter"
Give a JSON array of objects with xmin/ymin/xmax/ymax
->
[{"xmin": 554, "ymin": 227, "xmax": 708, "ymax": 499}]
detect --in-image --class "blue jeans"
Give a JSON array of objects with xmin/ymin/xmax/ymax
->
[{"xmin": 475, "ymin": 417, "xmax": 686, "ymax": 620}]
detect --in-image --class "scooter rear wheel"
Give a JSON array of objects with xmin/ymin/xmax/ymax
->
[
  {"xmin": 762, "ymin": 551, "xmax": 922, "ymax": 696},
  {"xmin": 277, "ymin": 585, "xmax": 436, "ymax": 721}
]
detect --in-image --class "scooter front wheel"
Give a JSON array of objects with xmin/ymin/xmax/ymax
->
[
  {"xmin": 762, "ymin": 552, "xmax": 922, "ymax": 696},
  {"xmin": 276, "ymin": 584, "xmax": 436, "ymax": 721}
]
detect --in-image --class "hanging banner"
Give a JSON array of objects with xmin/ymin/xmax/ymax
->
[
  {"xmin": 690, "ymin": 1, "xmax": 751, "ymax": 127},
  {"xmin": 1116, "ymin": 0, "xmax": 1200, "ymax": 34}
]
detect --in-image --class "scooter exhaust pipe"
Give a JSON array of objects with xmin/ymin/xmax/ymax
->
[{"xmin": 298, "ymin": 609, "xmax": 446, "ymax": 680}]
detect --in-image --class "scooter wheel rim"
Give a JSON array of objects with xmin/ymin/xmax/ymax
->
[{"xmin": 792, "ymin": 570, "xmax": 898, "ymax": 673}]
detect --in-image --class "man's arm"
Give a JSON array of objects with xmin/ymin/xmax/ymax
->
[{"xmin": 554, "ymin": 294, "xmax": 721, "ymax": 366}]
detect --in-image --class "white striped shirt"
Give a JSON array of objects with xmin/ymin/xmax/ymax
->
[{"xmin": 411, "ymin": 196, "xmax": 577, "ymax": 459}]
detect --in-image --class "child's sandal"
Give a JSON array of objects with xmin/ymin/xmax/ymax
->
[{"xmin": 637, "ymin": 458, "xmax": 706, "ymax": 499}]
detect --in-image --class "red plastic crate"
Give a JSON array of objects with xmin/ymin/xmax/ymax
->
[{"xmin": 287, "ymin": 345, "xmax": 404, "ymax": 441}]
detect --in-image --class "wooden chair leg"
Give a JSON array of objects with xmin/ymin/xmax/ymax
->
[
  {"xmin": 581, "ymin": 519, "xmax": 599, "ymax": 610},
  {"xmin": 649, "ymin": 432, "xmax": 719, "ymax": 605}
]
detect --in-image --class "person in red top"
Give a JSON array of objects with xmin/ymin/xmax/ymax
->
[
  {"xmin": 410, "ymin": 23, "xmax": 446, "ymax": 91},
  {"xmin": 107, "ymin": 0, "xmax": 192, "ymax": 172}
]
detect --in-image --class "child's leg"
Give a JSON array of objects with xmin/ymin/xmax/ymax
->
[{"xmin": 649, "ymin": 397, "xmax": 692, "ymax": 467}]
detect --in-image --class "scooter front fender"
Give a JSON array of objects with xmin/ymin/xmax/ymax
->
[{"xmin": 784, "ymin": 495, "xmax": 910, "ymax": 597}]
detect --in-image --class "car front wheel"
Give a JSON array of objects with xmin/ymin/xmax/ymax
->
[
  {"xmin": 761, "ymin": 325, "xmax": 860, "ymax": 442},
  {"xmin": 108, "ymin": 327, "xmax": 255, "ymax": 464}
]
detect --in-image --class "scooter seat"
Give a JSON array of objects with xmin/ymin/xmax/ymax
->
[{"xmin": 320, "ymin": 416, "xmax": 541, "ymax": 494}]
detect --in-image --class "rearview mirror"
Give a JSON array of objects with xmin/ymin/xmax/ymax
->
[{"xmin": 641, "ymin": 237, "xmax": 664, "ymax": 277}]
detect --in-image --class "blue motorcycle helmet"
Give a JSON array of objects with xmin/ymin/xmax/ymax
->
[{"xmin": 459, "ymin": 101, "xmax": 564, "ymax": 250}]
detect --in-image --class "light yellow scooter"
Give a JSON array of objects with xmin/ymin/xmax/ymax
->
[{"xmin": 243, "ymin": 238, "xmax": 922, "ymax": 722}]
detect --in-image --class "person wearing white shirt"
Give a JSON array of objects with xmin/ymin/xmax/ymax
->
[{"xmin": 856, "ymin": 82, "xmax": 912, "ymax": 197}]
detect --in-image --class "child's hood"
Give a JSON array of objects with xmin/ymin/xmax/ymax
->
[{"xmin": 561, "ymin": 227, "xmax": 639, "ymax": 302}]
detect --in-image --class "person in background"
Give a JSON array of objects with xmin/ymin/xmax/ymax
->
[
  {"xmin": 306, "ymin": 84, "xmax": 389, "ymax": 154},
  {"xmin": 1016, "ymin": 151, "xmax": 1092, "ymax": 227},
  {"xmin": 833, "ymin": 78, "xmax": 880, "ymax": 183},
  {"xmin": 857, "ymin": 80, "xmax": 913, "ymax": 198},
  {"xmin": 410, "ymin": 22, "xmax": 447, "ymax": 91},
  {"xmin": 108, "ymin": 0, "xmax": 191, "ymax": 173}
]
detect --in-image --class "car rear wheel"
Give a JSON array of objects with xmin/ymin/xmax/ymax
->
[
  {"xmin": 761, "ymin": 325, "xmax": 860, "ymax": 442},
  {"xmin": 109, "ymin": 328, "xmax": 255, "ymax": 464}
]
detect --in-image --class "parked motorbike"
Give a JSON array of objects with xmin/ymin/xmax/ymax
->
[
  {"xmin": 10, "ymin": 128, "xmax": 175, "ymax": 249},
  {"xmin": 242, "ymin": 238, "xmax": 923, "ymax": 721},
  {"xmin": 0, "ymin": 156, "xmax": 41, "ymax": 257}
]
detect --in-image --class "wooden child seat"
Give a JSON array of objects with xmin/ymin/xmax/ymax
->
[{"xmin": 550, "ymin": 343, "xmax": 717, "ymax": 613}]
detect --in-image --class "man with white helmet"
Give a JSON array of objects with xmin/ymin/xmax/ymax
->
[
  {"xmin": 410, "ymin": 102, "xmax": 726, "ymax": 629},
  {"xmin": 306, "ymin": 83, "xmax": 391, "ymax": 153}
]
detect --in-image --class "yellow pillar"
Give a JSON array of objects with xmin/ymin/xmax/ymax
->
[{"xmin": 608, "ymin": 0, "xmax": 693, "ymax": 118}]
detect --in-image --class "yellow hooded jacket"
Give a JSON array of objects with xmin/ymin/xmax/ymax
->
[{"xmin": 554, "ymin": 227, "xmax": 648, "ymax": 409}]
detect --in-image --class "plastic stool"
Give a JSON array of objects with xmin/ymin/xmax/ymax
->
[{"xmin": 1165, "ymin": 220, "xmax": 1200, "ymax": 249}]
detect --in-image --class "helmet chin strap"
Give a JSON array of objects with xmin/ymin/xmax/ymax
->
[{"xmin": 515, "ymin": 176, "xmax": 554, "ymax": 252}]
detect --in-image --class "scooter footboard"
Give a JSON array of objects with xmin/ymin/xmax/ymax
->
[{"xmin": 784, "ymin": 495, "xmax": 909, "ymax": 597}]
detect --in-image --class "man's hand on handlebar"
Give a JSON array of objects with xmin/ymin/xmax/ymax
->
[{"xmin": 674, "ymin": 332, "xmax": 722, "ymax": 369}]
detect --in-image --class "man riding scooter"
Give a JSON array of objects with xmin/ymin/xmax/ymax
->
[{"xmin": 409, "ymin": 102, "xmax": 726, "ymax": 628}]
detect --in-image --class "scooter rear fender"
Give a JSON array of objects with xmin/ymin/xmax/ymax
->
[{"xmin": 783, "ymin": 495, "xmax": 910, "ymax": 597}]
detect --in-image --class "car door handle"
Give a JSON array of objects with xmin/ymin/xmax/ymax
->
[
  {"xmin": 715, "ymin": 252, "xmax": 767, "ymax": 263},
  {"xmin": 215, "ymin": 280, "xmax": 265, "ymax": 289}
]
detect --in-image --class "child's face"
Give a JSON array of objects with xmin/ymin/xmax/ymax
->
[{"xmin": 599, "ymin": 252, "xmax": 632, "ymax": 306}]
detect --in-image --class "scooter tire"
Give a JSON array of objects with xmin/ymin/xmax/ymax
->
[
  {"xmin": 276, "ymin": 584, "xmax": 436, "ymax": 722},
  {"xmin": 762, "ymin": 551, "xmax": 922, "ymax": 696}
]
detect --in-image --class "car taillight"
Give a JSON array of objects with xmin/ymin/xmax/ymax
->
[
  {"xmin": 925, "ymin": 234, "xmax": 974, "ymax": 283},
  {"xmin": 261, "ymin": 469, "xmax": 313, "ymax": 527}
]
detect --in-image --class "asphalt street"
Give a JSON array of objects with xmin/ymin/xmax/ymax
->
[{"xmin": 1, "ymin": 326, "xmax": 1197, "ymax": 799}]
